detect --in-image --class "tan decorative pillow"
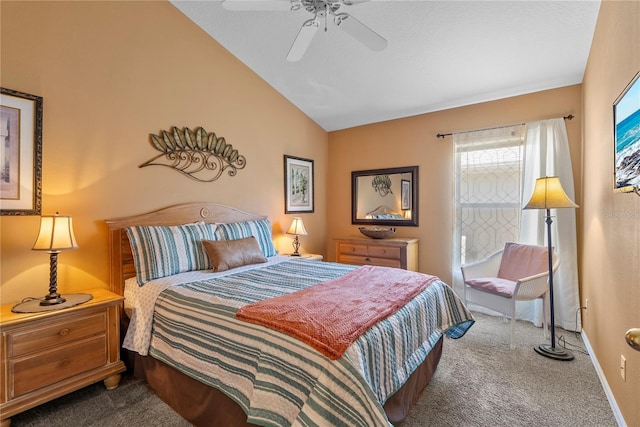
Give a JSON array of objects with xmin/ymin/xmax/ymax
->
[{"xmin": 203, "ymin": 237, "xmax": 267, "ymax": 272}]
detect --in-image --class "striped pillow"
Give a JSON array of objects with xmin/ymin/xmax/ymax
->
[
  {"xmin": 126, "ymin": 222, "xmax": 216, "ymax": 286},
  {"xmin": 214, "ymin": 219, "xmax": 277, "ymax": 257}
]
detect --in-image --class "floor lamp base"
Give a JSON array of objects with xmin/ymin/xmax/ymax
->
[{"xmin": 534, "ymin": 344, "xmax": 574, "ymax": 361}]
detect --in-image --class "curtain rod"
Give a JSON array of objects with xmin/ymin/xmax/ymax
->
[{"xmin": 436, "ymin": 114, "xmax": 574, "ymax": 139}]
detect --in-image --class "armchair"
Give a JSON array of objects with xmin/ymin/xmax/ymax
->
[{"xmin": 461, "ymin": 242, "xmax": 560, "ymax": 349}]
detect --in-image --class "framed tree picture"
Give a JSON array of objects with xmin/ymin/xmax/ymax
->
[
  {"xmin": 1, "ymin": 88, "xmax": 43, "ymax": 215},
  {"xmin": 284, "ymin": 155, "xmax": 314, "ymax": 213}
]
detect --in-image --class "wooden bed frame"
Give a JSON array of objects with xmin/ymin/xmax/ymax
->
[
  {"xmin": 105, "ymin": 202, "xmax": 266, "ymax": 296},
  {"xmin": 105, "ymin": 202, "xmax": 443, "ymax": 426}
]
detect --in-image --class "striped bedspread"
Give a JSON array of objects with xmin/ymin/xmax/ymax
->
[{"xmin": 146, "ymin": 259, "xmax": 474, "ymax": 426}]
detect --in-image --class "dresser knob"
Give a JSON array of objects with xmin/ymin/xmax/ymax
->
[
  {"xmin": 59, "ymin": 328, "xmax": 70, "ymax": 336},
  {"xmin": 61, "ymin": 359, "xmax": 70, "ymax": 367}
]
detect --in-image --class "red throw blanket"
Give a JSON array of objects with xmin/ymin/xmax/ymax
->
[{"xmin": 235, "ymin": 265, "xmax": 438, "ymax": 360}]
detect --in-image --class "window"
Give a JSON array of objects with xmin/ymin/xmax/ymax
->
[{"xmin": 453, "ymin": 126, "xmax": 525, "ymax": 269}]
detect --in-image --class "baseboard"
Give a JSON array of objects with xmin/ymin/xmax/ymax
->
[{"xmin": 581, "ymin": 330, "xmax": 627, "ymax": 427}]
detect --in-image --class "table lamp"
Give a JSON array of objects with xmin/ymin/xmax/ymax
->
[
  {"xmin": 286, "ymin": 217, "xmax": 308, "ymax": 256},
  {"xmin": 31, "ymin": 212, "xmax": 79, "ymax": 305}
]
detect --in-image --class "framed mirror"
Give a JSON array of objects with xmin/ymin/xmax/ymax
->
[{"xmin": 352, "ymin": 166, "xmax": 419, "ymax": 226}]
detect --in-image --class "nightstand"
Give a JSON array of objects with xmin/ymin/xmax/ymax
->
[
  {"xmin": 286, "ymin": 253, "xmax": 323, "ymax": 261},
  {"xmin": 0, "ymin": 288, "xmax": 126, "ymax": 427}
]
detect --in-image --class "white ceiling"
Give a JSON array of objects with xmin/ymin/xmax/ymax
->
[{"xmin": 170, "ymin": 0, "xmax": 601, "ymax": 131}]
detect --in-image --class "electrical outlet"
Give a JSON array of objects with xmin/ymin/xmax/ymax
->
[{"xmin": 620, "ymin": 355, "xmax": 626, "ymax": 381}]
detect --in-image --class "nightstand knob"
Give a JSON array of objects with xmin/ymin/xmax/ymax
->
[
  {"xmin": 59, "ymin": 328, "xmax": 70, "ymax": 336},
  {"xmin": 61, "ymin": 358, "xmax": 70, "ymax": 367}
]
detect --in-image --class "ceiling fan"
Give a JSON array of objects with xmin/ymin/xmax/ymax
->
[{"xmin": 221, "ymin": 0, "xmax": 387, "ymax": 62}]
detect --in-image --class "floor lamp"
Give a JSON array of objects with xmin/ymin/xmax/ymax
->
[{"xmin": 524, "ymin": 176, "xmax": 578, "ymax": 361}]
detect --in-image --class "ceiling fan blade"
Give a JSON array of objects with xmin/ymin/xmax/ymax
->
[
  {"xmin": 222, "ymin": 0, "xmax": 292, "ymax": 12},
  {"xmin": 335, "ymin": 13, "xmax": 387, "ymax": 51},
  {"xmin": 287, "ymin": 19, "xmax": 320, "ymax": 62}
]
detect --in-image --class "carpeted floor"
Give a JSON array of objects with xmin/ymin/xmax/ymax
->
[{"xmin": 9, "ymin": 312, "xmax": 618, "ymax": 427}]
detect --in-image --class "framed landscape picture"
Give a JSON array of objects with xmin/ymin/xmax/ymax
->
[
  {"xmin": 613, "ymin": 71, "xmax": 640, "ymax": 193},
  {"xmin": 284, "ymin": 155, "xmax": 314, "ymax": 213},
  {"xmin": 1, "ymin": 88, "xmax": 42, "ymax": 215}
]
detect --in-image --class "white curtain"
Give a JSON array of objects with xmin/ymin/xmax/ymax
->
[{"xmin": 519, "ymin": 118, "xmax": 581, "ymax": 331}]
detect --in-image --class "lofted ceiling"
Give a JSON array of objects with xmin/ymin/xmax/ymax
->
[{"xmin": 170, "ymin": 0, "xmax": 601, "ymax": 131}]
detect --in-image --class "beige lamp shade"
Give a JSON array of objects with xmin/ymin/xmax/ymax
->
[
  {"xmin": 524, "ymin": 176, "xmax": 578, "ymax": 210},
  {"xmin": 32, "ymin": 213, "xmax": 79, "ymax": 252},
  {"xmin": 286, "ymin": 217, "xmax": 308, "ymax": 236}
]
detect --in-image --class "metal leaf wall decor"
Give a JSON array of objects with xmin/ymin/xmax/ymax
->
[{"xmin": 140, "ymin": 126, "xmax": 246, "ymax": 182}]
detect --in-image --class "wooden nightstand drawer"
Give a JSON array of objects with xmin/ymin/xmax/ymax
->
[
  {"xmin": 9, "ymin": 313, "xmax": 106, "ymax": 357},
  {"xmin": 11, "ymin": 335, "xmax": 107, "ymax": 397}
]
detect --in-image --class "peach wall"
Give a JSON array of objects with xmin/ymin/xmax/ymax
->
[
  {"xmin": 328, "ymin": 85, "xmax": 583, "ymax": 285},
  {"xmin": 2, "ymin": 0, "xmax": 637, "ymax": 423},
  {"xmin": 582, "ymin": 1, "xmax": 640, "ymax": 425},
  {"xmin": 0, "ymin": 1, "xmax": 327, "ymax": 304}
]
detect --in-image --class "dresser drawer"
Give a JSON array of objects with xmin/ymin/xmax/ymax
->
[
  {"xmin": 337, "ymin": 243, "xmax": 369, "ymax": 256},
  {"xmin": 338, "ymin": 254, "xmax": 402, "ymax": 269},
  {"xmin": 8, "ymin": 313, "xmax": 106, "ymax": 358},
  {"xmin": 11, "ymin": 334, "xmax": 107, "ymax": 397},
  {"xmin": 367, "ymin": 245, "xmax": 401, "ymax": 259}
]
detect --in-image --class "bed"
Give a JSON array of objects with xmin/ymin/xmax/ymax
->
[
  {"xmin": 365, "ymin": 205, "xmax": 404, "ymax": 220},
  {"xmin": 105, "ymin": 202, "xmax": 473, "ymax": 427}
]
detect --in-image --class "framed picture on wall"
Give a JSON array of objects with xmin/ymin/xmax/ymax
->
[
  {"xmin": 613, "ymin": 71, "xmax": 640, "ymax": 194},
  {"xmin": 0, "ymin": 88, "xmax": 43, "ymax": 215},
  {"xmin": 401, "ymin": 179, "xmax": 411, "ymax": 210},
  {"xmin": 284, "ymin": 155, "xmax": 314, "ymax": 213}
]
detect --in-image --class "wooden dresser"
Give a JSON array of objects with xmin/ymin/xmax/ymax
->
[
  {"xmin": 0, "ymin": 288, "xmax": 125, "ymax": 427},
  {"xmin": 335, "ymin": 237, "xmax": 419, "ymax": 271}
]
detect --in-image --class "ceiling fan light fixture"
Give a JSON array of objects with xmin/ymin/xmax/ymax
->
[{"xmin": 223, "ymin": 0, "xmax": 387, "ymax": 61}]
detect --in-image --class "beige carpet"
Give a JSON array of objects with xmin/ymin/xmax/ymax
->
[
  {"xmin": 10, "ymin": 312, "xmax": 617, "ymax": 426},
  {"xmin": 400, "ymin": 312, "xmax": 617, "ymax": 426}
]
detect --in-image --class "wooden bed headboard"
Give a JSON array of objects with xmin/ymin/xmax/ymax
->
[{"xmin": 105, "ymin": 202, "xmax": 267, "ymax": 296}]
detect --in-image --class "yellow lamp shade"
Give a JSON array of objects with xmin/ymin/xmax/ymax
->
[
  {"xmin": 286, "ymin": 217, "xmax": 308, "ymax": 236},
  {"xmin": 524, "ymin": 176, "xmax": 578, "ymax": 210},
  {"xmin": 32, "ymin": 213, "xmax": 79, "ymax": 252}
]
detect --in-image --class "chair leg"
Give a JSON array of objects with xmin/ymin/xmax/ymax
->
[{"xmin": 510, "ymin": 316, "xmax": 516, "ymax": 349}]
